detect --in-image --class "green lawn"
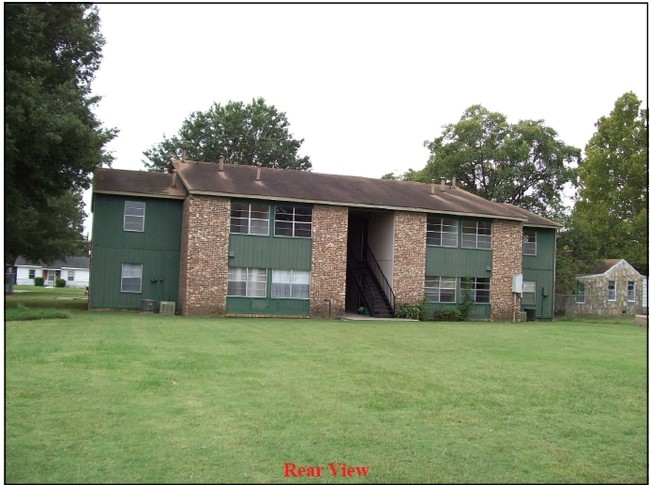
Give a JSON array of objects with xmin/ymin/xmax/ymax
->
[{"xmin": 4, "ymin": 289, "xmax": 648, "ymax": 483}]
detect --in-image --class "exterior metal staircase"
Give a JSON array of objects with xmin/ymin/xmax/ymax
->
[{"xmin": 348, "ymin": 248, "xmax": 395, "ymax": 318}]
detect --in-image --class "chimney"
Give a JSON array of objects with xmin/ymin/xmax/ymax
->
[
  {"xmin": 170, "ymin": 168, "xmax": 177, "ymax": 188},
  {"xmin": 256, "ymin": 165, "xmax": 261, "ymax": 181},
  {"xmin": 452, "ymin": 176, "xmax": 457, "ymax": 188},
  {"xmin": 430, "ymin": 179, "xmax": 436, "ymax": 195},
  {"xmin": 218, "ymin": 154, "xmax": 224, "ymax": 172}
]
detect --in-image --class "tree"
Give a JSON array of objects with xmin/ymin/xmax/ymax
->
[
  {"xmin": 4, "ymin": 3, "xmax": 116, "ymax": 266},
  {"xmin": 572, "ymin": 92, "xmax": 648, "ymax": 274},
  {"xmin": 409, "ymin": 105, "xmax": 580, "ymax": 218},
  {"xmin": 143, "ymin": 98, "xmax": 311, "ymax": 172}
]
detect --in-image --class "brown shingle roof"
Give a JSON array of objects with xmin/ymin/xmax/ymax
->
[
  {"xmin": 93, "ymin": 168, "xmax": 186, "ymax": 199},
  {"xmin": 172, "ymin": 160, "xmax": 534, "ymax": 222},
  {"xmin": 91, "ymin": 162, "xmax": 562, "ymax": 228}
]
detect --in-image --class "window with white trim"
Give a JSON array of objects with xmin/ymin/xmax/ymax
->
[
  {"xmin": 461, "ymin": 277, "xmax": 491, "ymax": 303},
  {"xmin": 425, "ymin": 276, "xmax": 457, "ymax": 303},
  {"xmin": 230, "ymin": 202, "xmax": 270, "ymax": 235},
  {"xmin": 607, "ymin": 280, "xmax": 616, "ymax": 301},
  {"xmin": 67, "ymin": 271, "xmax": 75, "ymax": 282},
  {"xmin": 124, "ymin": 201, "xmax": 146, "ymax": 232},
  {"xmin": 523, "ymin": 229, "xmax": 537, "ymax": 256},
  {"xmin": 427, "ymin": 217, "xmax": 458, "ymax": 247},
  {"xmin": 28, "ymin": 269, "xmax": 35, "ymax": 279},
  {"xmin": 522, "ymin": 281, "xmax": 536, "ymax": 306},
  {"xmin": 227, "ymin": 268, "xmax": 267, "ymax": 298},
  {"xmin": 121, "ymin": 263, "xmax": 143, "ymax": 293},
  {"xmin": 627, "ymin": 281, "xmax": 636, "ymax": 302},
  {"xmin": 274, "ymin": 205, "xmax": 312, "ymax": 238},
  {"xmin": 576, "ymin": 283, "xmax": 586, "ymax": 304},
  {"xmin": 461, "ymin": 221, "xmax": 492, "ymax": 249},
  {"xmin": 271, "ymin": 270, "xmax": 310, "ymax": 299}
]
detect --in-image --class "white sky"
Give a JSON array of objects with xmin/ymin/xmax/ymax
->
[{"xmin": 86, "ymin": 3, "xmax": 647, "ymax": 231}]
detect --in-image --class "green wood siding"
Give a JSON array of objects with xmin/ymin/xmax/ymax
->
[
  {"xmin": 89, "ymin": 194, "xmax": 183, "ymax": 310},
  {"xmin": 229, "ymin": 234, "xmax": 311, "ymax": 270},
  {"xmin": 522, "ymin": 228, "xmax": 556, "ymax": 320},
  {"xmin": 426, "ymin": 247, "xmax": 492, "ymax": 278}
]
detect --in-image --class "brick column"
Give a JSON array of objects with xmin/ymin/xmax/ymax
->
[
  {"xmin": 491, "ymin": 220, "xmax": 523, "ymax": 321},
  {"xmin": 310, "ymin": 205, "xmax": 348, "ymax": 319},
  {"xmin": 179, "ymin": 195, "xmax": 230, "ymax": 316},
  {"xmin": 393, "ymin": 211, "xmax": 426, "ymax": 305}
]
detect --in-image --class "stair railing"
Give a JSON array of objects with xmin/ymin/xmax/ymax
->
[
  {"xmin": 364, "ymin": 246, "xmax": 395, "ymax": 314},
  {"xmin": 347, "ymin": 251, "xmax": 378, "ymax": 316}
]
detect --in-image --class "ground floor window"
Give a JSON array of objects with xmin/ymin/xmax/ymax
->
[
  {"xmin": 627, "ymin": 281, "xmax": 636, "ymax": 302},
  {"xmin": 425, "ymin": 276, "xmax": 457, "ymax": 303},
  {"xmin": 523, "ymin": 281, "xmax": 536, "ymax": 306},
  {"xmin": 227, "ymin": 267, "xmax": 267, "ymax": 298},
  {"xmin": 461, "ymin": 277, "xmax": 490, "ymax": 303},
  {"xmin": 28, "ymin": 269, "xmax": 35, "ymax": 279},
  {"xmin": 608, "ymin": 280, "xmax": 616, "ymax": 301},
  {"xmin": 121, "ymin": 263, "xmax": 143, "ymax": 293},
  {"xmin": 68, "ymin": 271, "xmax": 75, "ymax": 282},
  {"xmin": 271, "ymin": 270, "xmax": 310, "ymax": 299},
  {"xmin": 576, "ymin": 283, "xmax": 586, "ymax": 304}
]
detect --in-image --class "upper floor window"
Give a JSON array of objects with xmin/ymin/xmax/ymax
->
[
  {"xmin": 271, "ymin": 270, "xmax": 311, "ymax": 299},
  {"xmin": 275, "ymin": 205, "xmax": 312, "ymax": 238},
  {"xmin": 227, "ymin": 267, "xmax": 267, "ymax": 298},
  {"xmin": 607, "ymin": 280, "xmax": 616, "ymax": 301},
  {"xmin": 627, "ymin": 281, "xmax": 636, "ymax": 302},
  {"xmin": 427, "ymin": 217, "xmax": 458, "ymax": 247},
  {"xmin": 523, "ymin": 229, "xmax": 537, "ymax": 256},
  {"xmin": 121, "ymin": 263, "xmax": 143, "ymax": 293},
  {"xmin": 230, "ymin": 202, "xmax": 270, "ymax": 235},
  {"xmin": 124, "ymin": 201, "xmax": 145, "ymax": 232},
  {"xmin": 425, "ymin": 276, "xmax": 457, "ymax": 303},
  {"xmin": 461, "ymin": 221, "xmax": 492, "ymax": 249}
]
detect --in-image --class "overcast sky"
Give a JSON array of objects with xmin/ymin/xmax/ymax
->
[{"xmin": 86, "ymin": 3, "xmax": 647, "ymax": 231}]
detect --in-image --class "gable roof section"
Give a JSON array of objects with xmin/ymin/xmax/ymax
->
[
  {"xmin": 15, "ymin": 256, "xmax": 90, "ymax": 269},
  {"xmin": 502, "ymin": 204, "xmax": 563, "ymax": 228},
  {"xmin": 172, "ymin": 160, "xmax": 537, "ymax": 223},
  {"xmin": 576, "ymin": 259, "xmax": 646, "ymax": 278},
  {"xmin": 93, "ymin": 168, "xmax": 186, "ymax": 199}
]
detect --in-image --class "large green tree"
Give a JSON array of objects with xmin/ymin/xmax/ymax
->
[
  {"xmin": 5, "ymin": 3, "xmax": 116, "ymax": 266},
  {"xmin": 397, "ymin": 105, "xmax": 580, "ymax": 218},
  {"xmin": 572, "ymin": 92, "xmax": 648, "ymax": 274},
  {"xmin": 143, "ymin": 98, "xmax": 311, "ymax": 172}
]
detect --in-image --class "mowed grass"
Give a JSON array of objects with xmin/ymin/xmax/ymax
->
[{"xmin": 4, "ymin": 293, "xmax": 648, "ymax": 483}]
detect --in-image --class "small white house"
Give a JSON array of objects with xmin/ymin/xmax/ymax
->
[{"xmin": 13, "ymin": 256, "xmax": 90, "ymax": 288}]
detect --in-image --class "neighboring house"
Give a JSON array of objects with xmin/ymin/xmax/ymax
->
[
  {"xmin": 13, "ymin": 256, "xmax": 90, "ymax": 288},
  {"xmin": 572, "ymin": 259, "xmax": 648, "ymax": 317},
  {"xmin": 89, "ymin": 160, "xmax": 561, "ymax": 320}
]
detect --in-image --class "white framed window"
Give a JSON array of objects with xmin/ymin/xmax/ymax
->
[
  {"xmin": 461, "ymin": 277, "xmax": 491, "ymax": 304},
  {"xmin": 67, "ymin": 271, "xmax": 75, "ymax": 282},
  {"xmin": 607, "ymin": 280, "xmax": 616, "ymax": 301},
  {"xmin": 121, "ymin": 263, "xmax": 143, "ymax": 293},
  {"xmin": 427, "ymin": 217, "xmax": 458, "ymax": 247},
  {"xmin": 425, "ymin": 276, "xmax": 457, "ymax": 303},
  {"xmin": 522, "ymin": 281, "xmax": 536, "ymax": 306},
  {"xmin": 461, "ymin": 221, "xmax": 492, "ymax": 249},
  {"xmin": 274, "ymin": 205, "xmax": 312, "ymax": 238},
  {"xmin": 523, "ymin": 229, "xmax": 537, "ymax": 256},
  {"xmin": 28, "ymin": 269, "xmax": 35, "ymax": 279},
  {"xmin": 271, "ymin": 270, "xmax": 311, "ymax": 299},
  {"xmin": 576, "ymin": 283, "xmax": 586, "ymax": 304},
  {"xmin": 124, "ymin": 200, "xmax": 146, "ymax": 232},
  {"xmin": 627, "ymin": 281, "xmax": 636, "ymax": 302},
  {"xmin": 227, "ymin": 268, "xmax": 267, "ymax": 298},
  {"xmin": 230, "ymin": 202, "xmax": 270, "ymax": 236}
]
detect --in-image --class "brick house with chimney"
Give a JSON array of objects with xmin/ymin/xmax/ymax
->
[{"xmin": 89, "ymin": 159, "xmax": 560, "ymax": 321}]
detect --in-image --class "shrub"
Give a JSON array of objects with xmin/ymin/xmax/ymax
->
[
  {"xmin": 33, "ymin": 277, "xmax": 44, "ymax": 287},
  {"xmin": 433, "ymin": 307, "xmax": 463, "ymax": 321},
  {"xmin": 459, "ymin": 291, "xmax": 474, "ymax": 321},
  {"xmin": 55, "ymin": 278, "xmax": 66, "ymax": 288},
  {"xmin": 395, "ymin": 298, "xmax": 429, "ymax": 321}
]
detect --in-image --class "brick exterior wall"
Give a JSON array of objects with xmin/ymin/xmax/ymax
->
[
  {"xmin": 179, "ymin": 195, "xmax": 230, "ymax": 316},
  {"xmin": 310, "ymin": 205, "xmax": 348, "ymax": 318},
  {"xmin": 491, "ymin": 220, "xmax": 523, "ymax": 321},
  {"xmin": 393, "ymin": 211, "xmax": 426, "ymax": 305}
]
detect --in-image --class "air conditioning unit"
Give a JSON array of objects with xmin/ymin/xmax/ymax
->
[{"xmin": 159, "ymin": 301, "xmax": 176, "ymax": 315}]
